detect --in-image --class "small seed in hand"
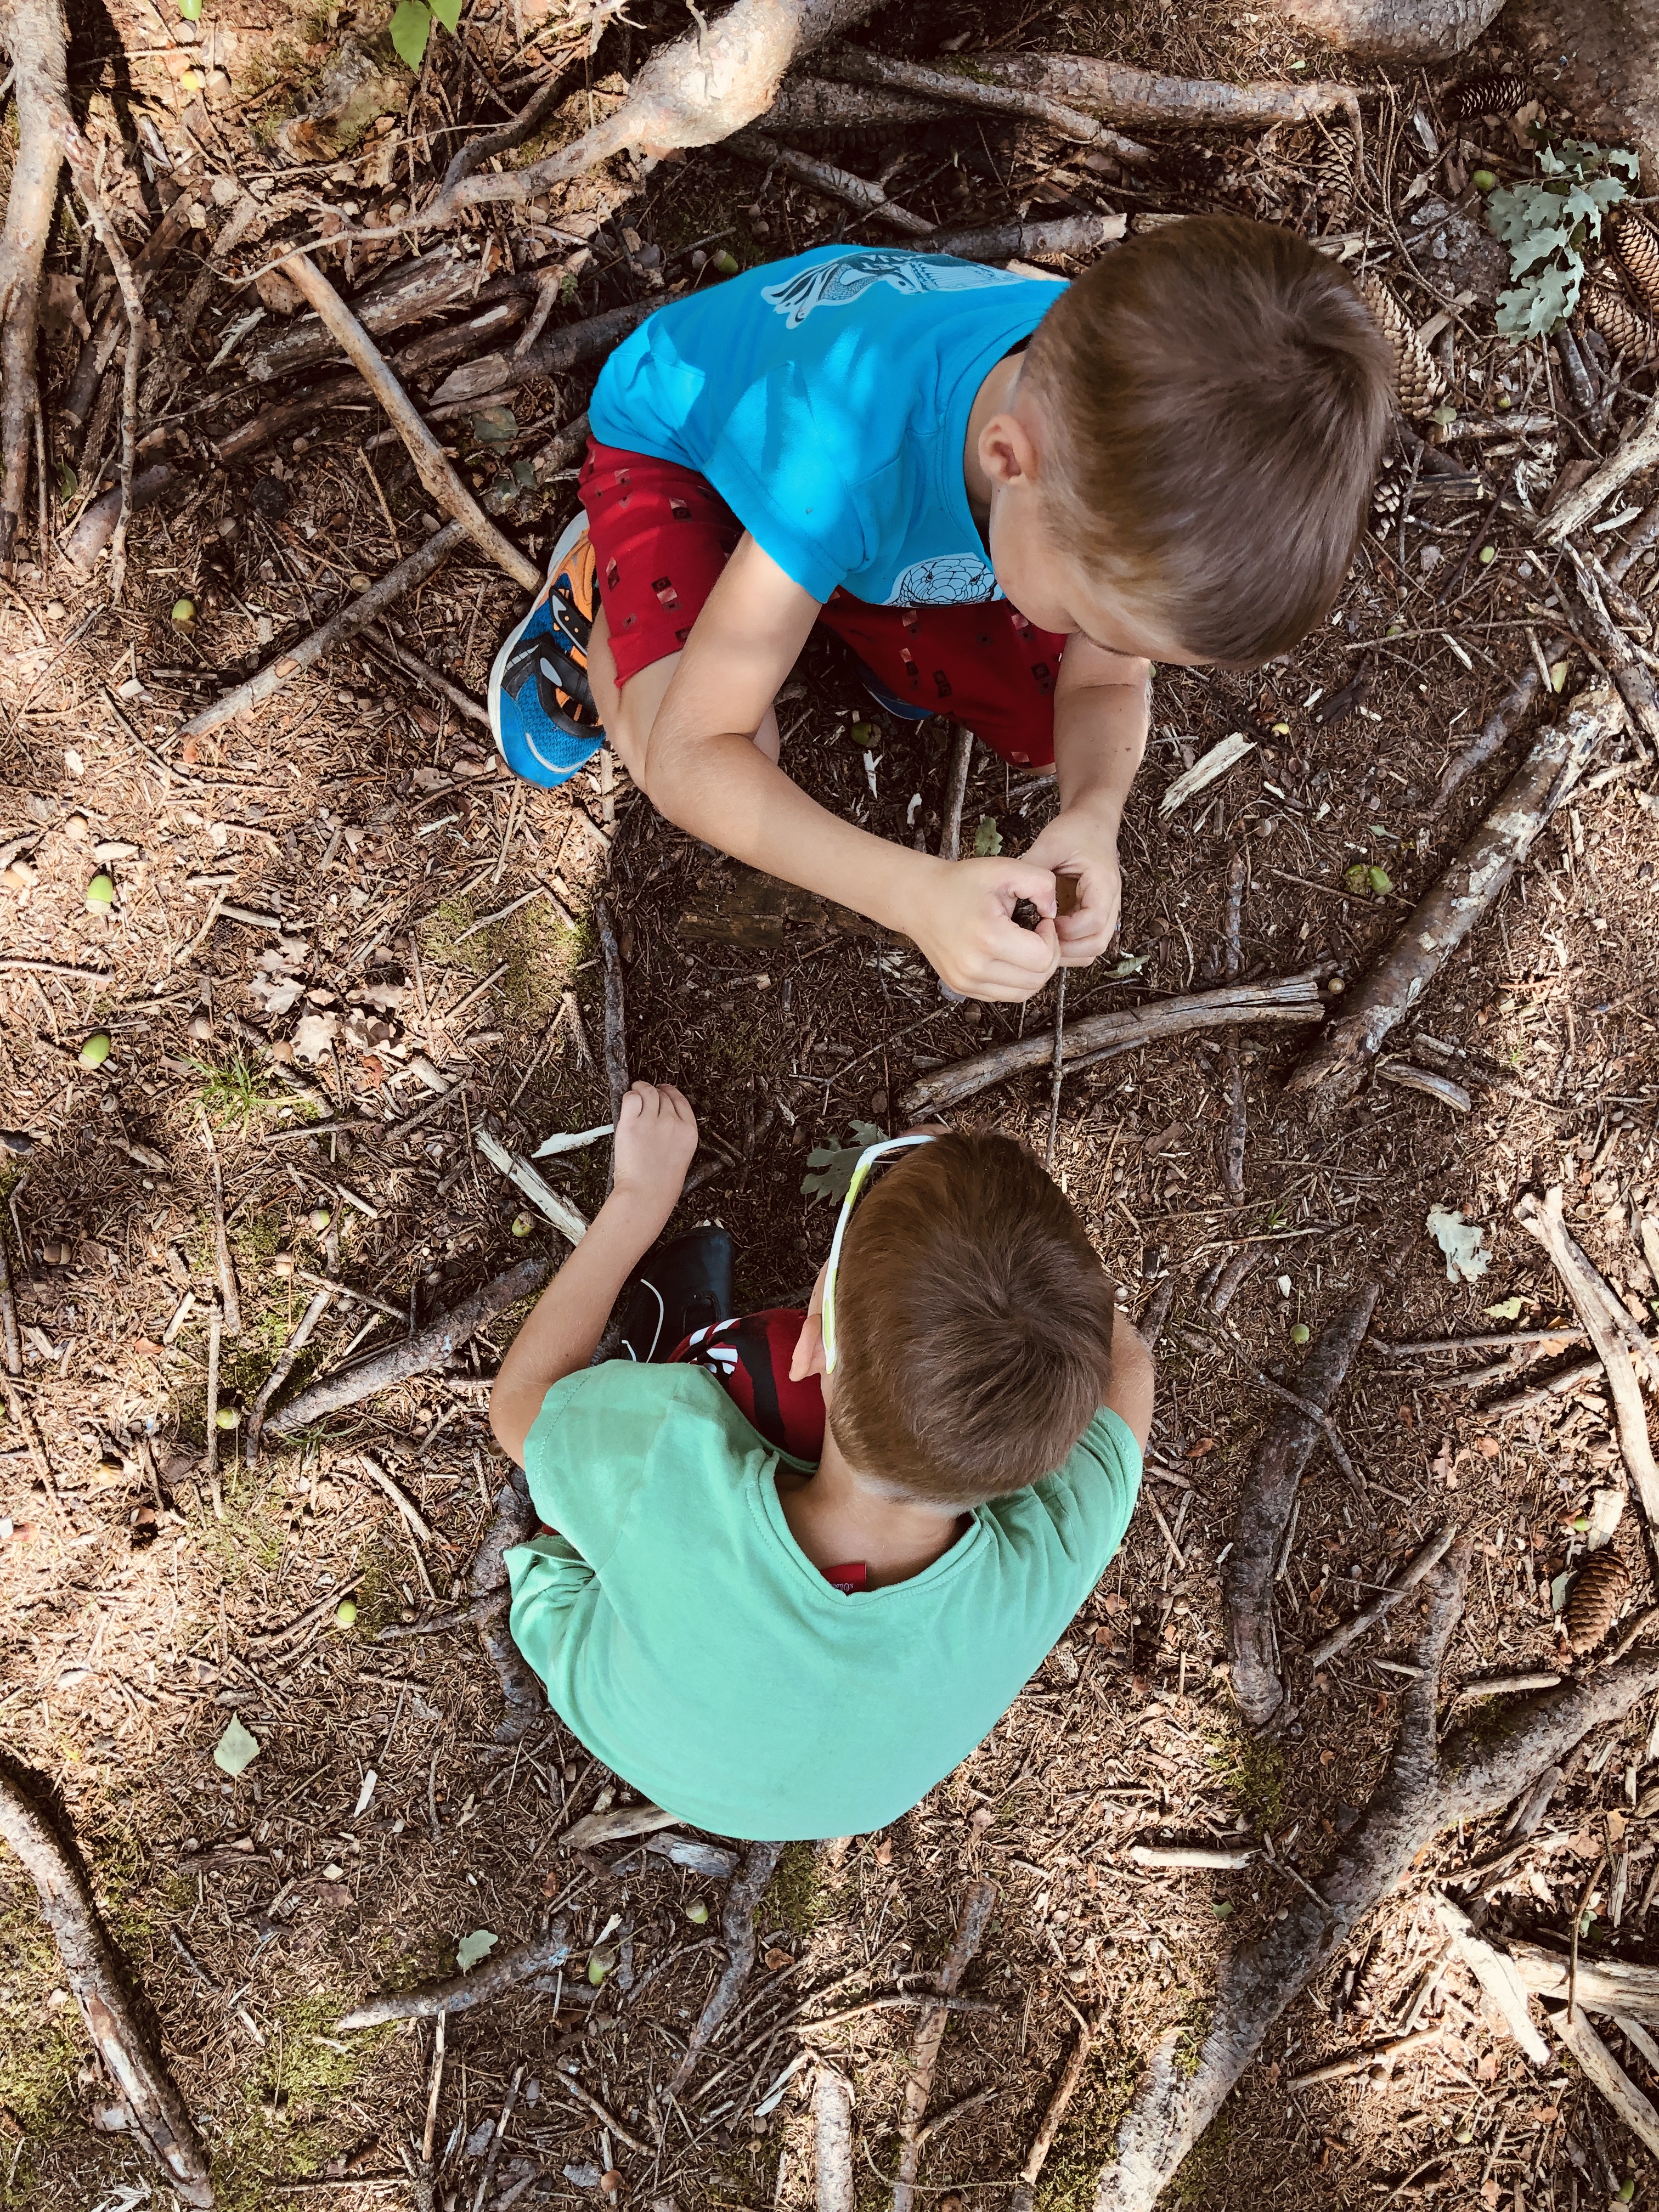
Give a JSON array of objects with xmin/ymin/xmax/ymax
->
[{"xmin": 308, "ymin": 1207, "xmax": 331, "ymax": 1233}]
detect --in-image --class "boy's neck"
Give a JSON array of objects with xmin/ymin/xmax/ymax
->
[
  {"xmin": 777, "ymin": 1428, "xmax": 967, "ymax": 1589},
  {"xmin": 963, "ymin": 353, "xmax": 1024, "ymax": 525}
]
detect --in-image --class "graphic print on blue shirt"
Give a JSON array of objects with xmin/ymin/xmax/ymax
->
[{"xmin": 587, "ymin": 246, "xmax": 1064, "ymax": 611}]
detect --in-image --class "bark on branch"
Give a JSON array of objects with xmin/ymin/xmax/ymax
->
[
  {"xmin": 267, "ymin": 1257, "xmax": 548, "ymax": 1434},
  {"xmin": 900, "ymin": 973, "xmax": 1328, "ymax": 1116},
  {"xmin": 669, "ymin": 1839, "xmax": 785, "ymax": 2093},
  {"xmin": 925, "ymin": 49, "xmax": 1364, "ymax": 131},
  {"xmin": 1223, "ymin": 1285, "xmax": 1380, "ymax": 1730},
  {"xmin": 1284, "ymin": 684, "xmax": 1625, "ymax": 1109},
  {"xmin": 0, "ymin": 1761, "xmax": 214, "ymax": 2205},
  {"xmin": 0, "ymin": 0, "xmax": 67, "ymax": 575},
  {"xmin": 337, "ymin": 1920, "xmax": 572, "ymax": 2029}
]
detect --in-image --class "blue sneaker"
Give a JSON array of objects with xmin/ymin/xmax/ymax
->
[{"xmin": 488, "ymin": 513, "xmax": 605, "ymax": 787}]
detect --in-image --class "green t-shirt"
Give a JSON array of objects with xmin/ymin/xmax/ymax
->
[{"xmin": 506, "ymin": 1362, "xmax": 1141, "ymax": 1841}]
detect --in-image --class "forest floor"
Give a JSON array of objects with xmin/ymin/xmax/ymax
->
[{"xmin": 3, "ymin": 0, "xmax": 1659, "ymax": 2207}]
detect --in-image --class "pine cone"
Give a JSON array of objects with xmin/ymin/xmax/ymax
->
[
  {"xmin": 1584, "ymin": 281, "xmax": 1659, "ymax": 366},
  {"xmin": 1612, "ymin": 210, "xmax": 1659, "ymax": 321},
  {"xmin": 1358, "ymin": 273, "xmax": 1447, "ymax": 418},
  {"xmin": 1314, "ymin": 126, "xmax": 1356, "ymax": 229},
  {"xmin": 1444, "ymin": 72, "xmax": 1531, "ymax": 121},
  {"xmin": 1564, "ymin": 1548, "xmax": 1632, "ymax": 1654}
]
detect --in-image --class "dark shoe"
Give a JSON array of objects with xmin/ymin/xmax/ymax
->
[{"xmin": 614, "ymin": 1227, "xmax": 734, "ymax": 1362}]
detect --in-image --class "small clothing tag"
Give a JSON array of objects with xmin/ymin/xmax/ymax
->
[{"xmin": 823, "ymin": 1561, "xmax": 868, "ymax": 1594}]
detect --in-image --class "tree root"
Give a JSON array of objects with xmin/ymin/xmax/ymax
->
[
  {"xmin": 1223, "ymin": 1285, "xmax": 1379, "ymax": 1730},
  {"xmin": 820, "ymin": 49, "xmax": 1155, "ymax": 166},
  {"xmin": 1284, "ymin": 684, "xmax": 1625, "ymax": 1110},
  {"xmin": 337, "ymin": 1920, "xmax": 573, "ymax": 2029},
  {"xmin": 912, "ymin": 49, "xmax": 1363, "ymax": 132},
  {"xmin": 893, "ymin": 1880, "xmax": 998, "ymax": 2212},
  {"xmin": 1010, "ymin": 2002, "xmax": 1107, "ymax": 2212},
  {"xmin": 669, "ymin": 1838, "xmax": 785, "ymax": 2094},
  {"xmin": 1095, "ymin": 1542, "xmax": 1659, "ymax": 2210},
  {"xmin": 763, "ymin": 76, "xmax": 953, "ymax": 132},
  {"xmin": 420, "ymin": 0, "xmax": 884, "ymax": 223},
  {"xmin": 727, "ymin": 128, "xmax": 935, "ymax": 232},
  {"xmin": 267, "ymin": 1255, "xmax": 548, "ymax": 1435},
  {"xmin": 594, "ymin": 898, "xmax": 631, "ymax": 1135},
  {"xmin": 1260, "ymin": 0, "xmax": 1503, "ymax": 61},
  {"xmin": 900, "ymin": 972, "xmax": 1328, "ymax": 1116},
  {"xmin": 0, "ymin": 0, "xmax": 68, "ymax": 575},
  {"xmin": 0, "ymin": 1758, "xmax": 214, "ymax": 2206}
]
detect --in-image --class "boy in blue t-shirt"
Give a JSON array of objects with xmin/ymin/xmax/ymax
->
[{"xmin": 488, "ymin": 217, "xmax": 1393, "ymax": 1003}]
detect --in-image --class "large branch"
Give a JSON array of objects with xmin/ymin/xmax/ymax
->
[
  {"xmin": 280, "ymin": 251, "xmax": 539, "ymax": 590},
  {"xmin": 338, "ymin": 1921, "xmax": 572, "ymax": 2029},
  {"xmin": 0, "ymin": 1761, "xmax": 214, "ymax": 2206},
  {"xmin": 0, "ymin": 0, "xmax": 67, "ymax": 574},
  {"xmin": 668, "ymin": 1839, "xmax": 785, "ymax": 2093},
  {"xmin": 1262, "ymin": 0, "xmax": 1504, "ymax": 59},
  {"xmin": 819, "ymin": 50, "xmax": 1155, "ymax": 166},
  {"xmin": 930, "ymin": 50, "xmax": 1363, "ymax": 129},
  {"xmin": 267, "ymin": 1257, "xmax": 548, "ymax": 1435},
  {"xmin": 1222, "ymin": 1285, "xmax": 1379, "ymax": 1729},
  {"xmin": 421, "ymin": 0, "xmax": 883, "ymax": 223},
  {"xmin": 1284, "ymin": 684, "xmax": 1624, "ymax": 1109},
  {"xmin": 893, "ymin": 1881, "xmax": 998, "ymax": 2212},
  {"xmin": 1543, "ymin": 397, "xmax": 1659, "ymax": 543},
  {"xmin": 249, "ymin": 244, "xmax": 479, "ymax": 383},
  {"xmin": 900, "ymin": 973, "xmax": 1327, "ymax": 1117}
]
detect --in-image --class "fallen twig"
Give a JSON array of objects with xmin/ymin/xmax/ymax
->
[
  {"xmin": 1543, "ymin": 396, "xmax": 1659, "ymax": 544},
  {"xmin": 947, "ymin": 49, "xmax": 1363, "ymax": 132},
  {"xmin": 1221, "ymin": 854, "xmax": 1246, "ymax": 1204},
  {"xmin": 179, "ymin": 521, "xmax": 467, "ymax": 740},
  {"xmin": 267, "ymin": 1257, "xmax": 548, "ymax": 1434},
  {"xmin": 595, "ymin": 898, "xmax": 630, "ymax": 1135},
  {"xmin": 932, "ymin": 212, "xmax": 1126, "ymax": 264},
  {"xmin": 1308, "ymin": 1521, "xmax": 1460, "ymax": 1670},
  {"xmin": 1431, "ymin": 665, "xmax": 1548, "ymax": 813},
  {"xmin": 1432, "ymin": 1897, "xmax": 1549, "ymax": 2063},
  {"xmin": 901, "ymin": 973, "xmax": 1327, "ymax": 1116},
  {"xmin": 0, "ymin": 0, "xmax": 65, "ymax": 572},
  {"xmin": 815, "ymin": 2067, "xmax": 855, "ymax": 2212},
  {"xmin": 1098, "ymin": 1542, "xmax": 1659, "ymax": 2210},
  {"xmin": 63, "ymin": 460, "xmax": 183, "ymax": 577},
  {"xmin": 1008, "ymin": 2002, "xmax": 1106, "ymax": 2212},
  {"xmin": 892, "ymin": 1880, "xmax": 998, "ymax": 2212},
  {"xmin": 279, "ymin": 252, "xmax": 537, "ymax": 591},
  {"xmin": 246, "ymin": 1286, "xmax": 331, "ymax": 1458},
  {"xmin": 374, "ymin": 1592, "xmax": 507, "ymax": 1641},
  {"xmin": 1285, "ymin": 684, "xmax": 1624, "ymax": 1109},
  {"xmin": 371, "ymin": 623, "xmax": 489, "ymax": 726},
  {"xmin": 476, "ymin": 1129, "xmax": 590, "ymax": 1244},
  {"xmin": 1251, "ymin": 1372, "xmax": 1362, "ymax": 1490},
  {"xmin": 1551, "ymin": 2004, "xmax": 1659, "ymax": 2158},
  {"xmin": 0, "ymin": 1220, "xmax": 20, "ymax": 1378},
  {"xmin": 1564, "ymin": 551, "xmax": 1659, "ymax": 748},
  {"xmin": 1126, "ymin": 1844, "xmax": 1259, "ymax": 1871},
  {"xmin": 729, "ymin": 129, "xmax": 934, "ymax": 232},
  {"xmin": 1224, "ymin": 1285, "xmax": 1379, "ymax": 1730},
  {"xmin": 55, "ymin": 117, "xmax": 144, "ymax": 599},
  {"xmin": 670, "ymin": 1839, "xmax": 786, "ymax": 2094},
  {"xmin": 1514, "ymin": 1184, "xmax": 1659, "ymax": 1527},
  {"xmin": 0, "ymin": 1760, "xmax": 213, "ymax": 2205},
  {"xmin": 338, "ymin": 1921, "xmax": 572, "ymax": 2029},
  {"xmin": 1288, "ymin": 2026, "xmax": 1444, "ymax": 2090}
]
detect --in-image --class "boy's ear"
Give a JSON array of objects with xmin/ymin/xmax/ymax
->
[
  {"xmin": 790, "ymin": 1310, "xmax": 828, "ymax": 1384},
  {"xmin": 978, "ymin": 408, "xmax": 1044, "ymax": 492}
]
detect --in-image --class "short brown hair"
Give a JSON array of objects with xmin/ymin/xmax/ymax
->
[
  {"xmin": 1022, "ymin": 214, "xmax": 1395, "ymax": 663},
  {"xmin": 829, "ymin": 1132, "xmax": 1116, "ymax": 1506}
]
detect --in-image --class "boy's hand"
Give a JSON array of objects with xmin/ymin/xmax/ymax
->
[
  {"xmin": 1024, "ymin": 808, "xmax": 1123, "ymax": 967},
  {"xmin": 905, "ymin": 855, "xmax": 1063, "ymax": 1001},
  {"xmin": 611, "ymin": 1082, "xmax": 698, "ymax": 1226}
]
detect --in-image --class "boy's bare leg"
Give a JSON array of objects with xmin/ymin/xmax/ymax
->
[{"xmin": 586, "ymin": 600, "xmax": 780, "ymax": 788}]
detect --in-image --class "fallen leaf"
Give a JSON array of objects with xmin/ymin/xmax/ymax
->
[
  {"xmin": 291, "ymin": 1011, "xmax": 340, "ymax": 1064},
  {"xmin": 213, "ymin": 1714, "xmax": 261, "ymax": 1776},
  {"xmin": 764, "ymin": 1946, "xmax": 792, "ymax": 1971},
  {"xmin": 1426, "ymin": 1203, "xmax": 1490, "ymax": 1284},
  {"xmin": 1486, "ymin": 1295, "xmax": 1525, "ymax": 1320},
  {"xmin": 873, "ymin": 1837, "xmax": 893, "ymax": 1867},
  {"xmin": 456, "ymin": 1928, "xmax": 498, "ymax": 1972}
]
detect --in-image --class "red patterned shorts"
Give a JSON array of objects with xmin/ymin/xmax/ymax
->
[{"xmin": 578, "ymin": 438, "xmax": 1068, "ymax": 768}]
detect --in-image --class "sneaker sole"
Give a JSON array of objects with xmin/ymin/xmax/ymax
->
[{"xmin": 488, "ymin": 509, "xmax": 594, "ymax": 769}]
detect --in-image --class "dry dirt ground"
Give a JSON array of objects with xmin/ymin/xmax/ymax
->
[{"xmin": 3, "ymin": 0, "xmax": 1659, "ymax": 2207}]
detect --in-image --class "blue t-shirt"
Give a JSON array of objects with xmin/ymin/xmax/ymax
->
[{"xmin": 588, "ymin": 246, "xmax": 1064, "ymax": 608}]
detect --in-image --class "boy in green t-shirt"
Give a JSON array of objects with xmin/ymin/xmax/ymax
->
[{"xmin": 489, "ymin": 1081, "xmax": 1153, "ymax": 1842}]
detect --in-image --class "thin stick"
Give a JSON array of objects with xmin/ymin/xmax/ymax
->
[
  {"xmin": 1222, "ymin": 852, "xmax": 1246, "ymax": 1206},
  {"xmin": 340, "ymin": 1923, "xmax": 573, "ymax": 2030},
  {"xmin": 471, "ymin": 2063, "xmax": 522, "ymax": 2212},
  {"xmin": 891, "ymin": 1881, "xmax": 998, "ymax": 2212},
  {"xmin": 266, "ymin": 1257, "xmax": 548, "ymax": 1435},
  {"xmin": 1570, "ymin": 1847, "xmax": 1609, "ymax": 2026},
  {"xmin": 0, "ymin": 1220, "xmax": 20, "ymax": 1376},
  {"xmin": 940, "ymin": 726, "xmax": 974, "ymax": 861},
  {"xmin": 180, "ymin": 521, "xmax": 466, "ymax": 739},
  {"xmin": 595, "ymin": 897, "xmax": 630, "ymax": 1130},
  {"xmin": 726, "ymin": 129, "xmax": 934, "ymax": 233},
  {"xmin": 814, "ymin": 2067, "xmax": 855, "ymax": 2212},
  {"xmin": 669, "ymin": 1841, "xmax": 786, "ymax": 2094},
  {"xmin": 279, "ymin": 252, "xmax": 538, "ymax": 590},
  {"xmin": 372, "ymin": 622, "xmax": 489, "ymax": 725},
  {"xmin": 1251, "ymin": 1372, "xmax": 1362, "ymax": 1489},
  {"xmin": 246, "ymin": 1286, "xmax": 330, "ymax": 1457},
  {"xmin": 56, "ymin": 128, "xmax": 144, "ymax": 600},
  {"xmin": 204, "ymin": 1297, "xmax": 224, "ymax": 1521},
  {"xmin": 199, "ymin": 1107, "xmax": 240, "ymax": 1337},
  {"xmin": 1308, "ymin": 1522, "xmax": 1461, "ymax": 1669},
  {"xmin": 1008, "ymin": 2003, "xmax": 1107, "ymax": 2212},
  {"xmin": 1045, "ymin": 969, "xmax": 1066, "ymax": 1173}
]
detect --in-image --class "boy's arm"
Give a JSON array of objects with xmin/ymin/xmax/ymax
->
[
  {"xmin": 640, "ymin": 533, "xmax": 1064, "ymax": 1002},
  {"xmin": 1102, "ymin": 1317, "xmax": 1156, "ymax": 1452},
  {"xmin": 1024, "ymin": 639, "xmax": 1152, "ymax": 965},
  {"xmin": 489, "ymin": 1084, "xmax": 698, "ymax": 1466}
]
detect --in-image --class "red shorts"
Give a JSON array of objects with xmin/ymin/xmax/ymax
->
[{"xmin": 578, "ymin": 439, "xmax": 1067, "ymax": 768}]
